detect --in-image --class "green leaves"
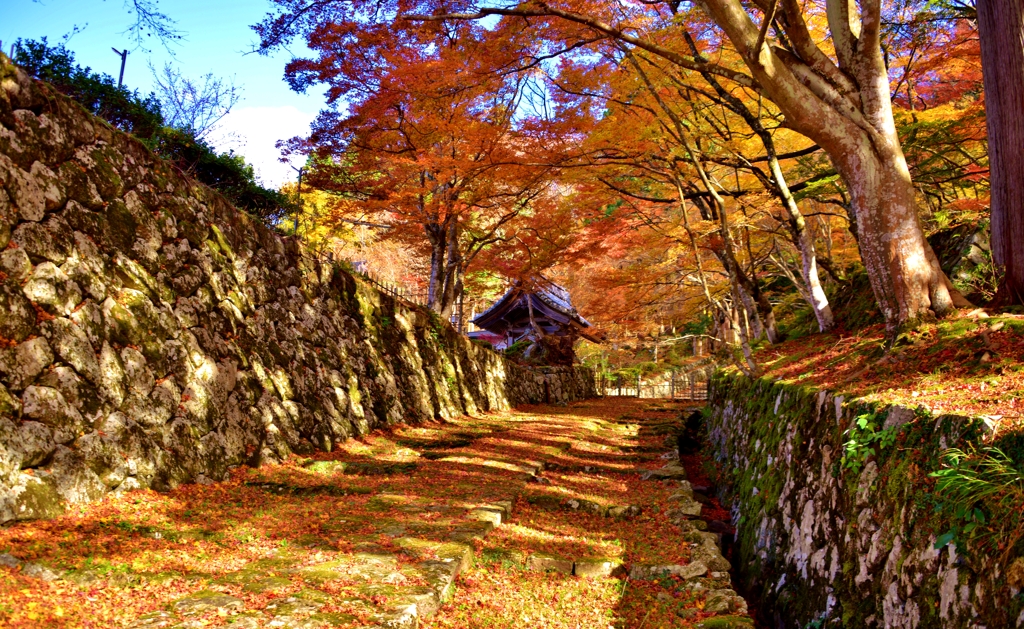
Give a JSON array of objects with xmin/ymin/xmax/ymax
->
[
  {"xmin": 933, "ymin": 531, "xmax": 956, "ymax": 550},
  {"xmin": 930, "ymin": 446, "xmax": 1024, "ymax": 555},
  {"xmin": 841, "ymin": 412, "xmax": 898, "ymax": 474}
]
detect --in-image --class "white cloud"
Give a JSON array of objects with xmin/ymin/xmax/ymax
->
[{"xmin": 206, "ymin": 106, "xmax": 318, "ymax": 189}]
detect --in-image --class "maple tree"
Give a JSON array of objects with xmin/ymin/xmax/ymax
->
[
  {"xmin": 256, "ymin": 0, "xmax": 979, "ymax": 342},
  {"xmin": 260, "ymin": 14, "xmax": 583, "ymax": 318},
  {"xmin": 253, "ymin": 0, "xmax": 1015, "ymax": 352},
  {"xmin": 540, "ymin": 37, "xmax": 854, "ymax": 371}
]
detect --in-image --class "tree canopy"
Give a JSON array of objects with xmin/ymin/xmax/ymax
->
[{"xmin": 254, "ymin": 0, "xmax": 1002, "ymax": 367}]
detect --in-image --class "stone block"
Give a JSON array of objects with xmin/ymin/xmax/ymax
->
[
  {"xmin": 667, "ymin": 497, "xmax": 703, "ymax": 520},
  {"xmin": 642, "ymin": 462, "xmax": 687, "ymax": 480},
  {"xmin": 0, "ymin": 418, "xmax": 21, "ymax": 482},
  {"xmin": 12, "ymin": 215, "xmax": 74, "ymax": 264},
  {"xmin": 0, "ymin": 471, "xmax": 64, "ymax": 521},
  {"xmin": 628, "ymin": 561, "xmax": 708, "ymax": 581},
  {"xmin": 608, "ymin": 505, "xmax": 642, "ymax": 518},
  {"xmin": 527, "ymin": 553, "xmax": 574, "ymax": 574},
  {"xmin": 42, "ymin": 317, "xmax": 99, "ymax": 383},
  {"xmin": 21, "ymin": 561, "xmax": 61, "ymax": 581},
  {"xmin": 50, "ymin": 446, "xmax": 107, "ymax": 504},
  {"xmin": 3, "ymin": 337, "xmax": 54, "ymax": 391},
  {"xmin": 0, "ymin": 247, "xmax": 32, "ymax": 283},
  {"xmin": 565, "ymin": 497, "xmax": 607, "ymax": 516},
  {"xmin": 0, "ymin": 285, "xmax": 36, "ymax": 343},
  {"xmin": 6, "ymin": 162, "xmax": 46, "ymax": 221},
  {"xmin": 467, "ymin": 506, "xmax": 504, "ymax": 527},
  {"xmin": 23, "ymin": 262, "xmax": 82, "ymax": 316},
  {"xmin": 21, "ymin": 385, "xmax": 84, "ymax": 444},
  {"xmin": 0, "ymin": 383, "xmax": 20, "ymax": 416},
  {"xmin": 573, "ymin": 557, "xmax": 622, "ymax": 577}
]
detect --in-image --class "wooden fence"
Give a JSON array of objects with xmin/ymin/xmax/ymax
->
[
  {"xmin": 359, "ymin": 271, "xmax": 429, "ymax": 307},
  {"xmin": 599, "ymin": 365, "xmax": 715, "ymax": 401},
  {"xmin": 355, "ymin": 270, "xmax": 478, "ymax": 333}
]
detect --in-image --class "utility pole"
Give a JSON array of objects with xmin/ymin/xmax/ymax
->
[
  {"xmin": 290, "ymin": 165, "xmax": 305, "ymax": 236},
  {"xmin": 111, "ymin": 47, "xmax": 128, "ymax": 88}
]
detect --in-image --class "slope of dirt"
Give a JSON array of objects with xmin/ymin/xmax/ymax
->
[{"xmin": 756, "ymin": 312, "xmax": 1024, "ymax": 431}]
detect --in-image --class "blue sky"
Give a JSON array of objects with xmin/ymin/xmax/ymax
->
[{"xmin": 2, "ymin": 0, "xmax": 327, "ymax": 188}]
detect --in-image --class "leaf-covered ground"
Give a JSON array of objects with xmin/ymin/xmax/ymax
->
[
  {"xmin": 756, "ymin": 311, "xmax": 1024, "ymax": 431},
  {"xmin": 0, "ymin": 398, "xmax": 738, "ymax": 628}
]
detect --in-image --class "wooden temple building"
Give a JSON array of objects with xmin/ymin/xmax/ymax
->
[{"xmin": 468, "ymin": 282, "xmax": 599, "ymax": 350}]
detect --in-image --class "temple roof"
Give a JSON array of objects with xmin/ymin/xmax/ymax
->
[{"xmin": 471, "ymin": 282, "xmax": 599, "ymax": 342}]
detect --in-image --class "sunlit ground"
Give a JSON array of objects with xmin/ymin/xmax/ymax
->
[
  {"xmin": 0, "ymin": 398, "xmax": 734, "ymax": 628},
  {"xmin": 757, "ymin": 313, "xmax": 1024, "ymax": 431}
]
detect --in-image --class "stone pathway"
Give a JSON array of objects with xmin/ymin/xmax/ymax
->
[
  {"xmin": 3, "ymin": 488, "xmax": 513, "ymax": 628},
  {"xmin": 0, "ymin": 399, "xmax": 753, "ymax": 628}
]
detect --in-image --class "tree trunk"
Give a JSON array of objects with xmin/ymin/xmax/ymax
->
[
  {"xmin": 438, "ymin": 218, "xmax": 462, "ymax": 320},
  {"xmin": 426, "ymin": 223, "xmax": 445, "ymax": 312},
  {"xmin": 978, "ymin": 0, "xmax": 1024, "ymax": 304},
  {"xmin": 764, "ymin": 153, "xmax": 834, "ymax": 331},
  {"xmin": 699, "ymin": 0, "xmax": 957, "ymax": 336},
  {"xmin": 425, "ymin": 216, "xmax": 464, "ymax": 318},
  {"xmin": 830, "ymin": 140, "xmax": 952, "ymax": 330},
  {"xmin": 682, "ymin": 155, "xmax": 781, "ymax": 343},
  {"xmin": 729, "ymin": 288, "xmax": 761, "ymax": 377},
  {"xmin": 736, "ymin": 283, "xmax": 762, "ymax": 341}
]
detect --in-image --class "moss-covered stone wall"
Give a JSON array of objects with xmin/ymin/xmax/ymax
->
[
  {"xmin": 0, "ymin": 57, "xmax": 595, "ymax": 523},
  {"xmin": 707, "ymin": 373, "xmax": 1024, "ymax": 629}
]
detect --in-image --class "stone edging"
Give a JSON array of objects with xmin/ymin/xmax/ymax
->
[{"xmin": 520, "ymin": 411, "xmax": 753, "ymax": 628}]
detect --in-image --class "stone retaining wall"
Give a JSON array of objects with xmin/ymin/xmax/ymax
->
[
  {"xmin": 706, "ymin": 372, "xmax": 1024, "ymax": 629},
  {"xmin": 0, "ymin": 57, "xmax": 595, "ymax": 523}
]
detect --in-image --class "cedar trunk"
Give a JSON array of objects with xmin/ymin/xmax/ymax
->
[{"xmin": 978, "ymin": 0, "xmax": 1024, "ymax": 304}]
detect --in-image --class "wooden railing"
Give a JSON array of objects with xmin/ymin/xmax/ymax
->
[
  {"xmin": 359, "ymin": 270, "xmax": 428, "ymax": 307},
  {"xmin": 599, "ymin": 363, "xmax": 716, "ymax": 401}
]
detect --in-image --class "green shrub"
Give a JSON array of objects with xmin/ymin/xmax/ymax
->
[
  {"xmin": 12, "ymin": 38, "xmax": 293, "ymax": 225},
  {"xmin": 13, "ymin": 38, "xmax": 164, "ymax": 137}
]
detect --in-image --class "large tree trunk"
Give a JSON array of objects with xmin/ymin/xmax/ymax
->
[
  {"xmin": 426, "ymin": 216, "xmax": 463, "ymax": 319},
  {"xmin": 698, "ymin": 0, "xmax": 957, "ymax": 336},
  {"xmin": 438, "ymin": 218, "xmax": 462, "ymax": 320},
  {"xmin": 978, "ymin": 0, "xmax": 1024, "ymax": 304},
  {"xmin": 829, "ymin": 138, "xmax": 953, "ymax": 329},
  {"xmin": 426, "ymin": 223, "xmax": 445, "ymax": 311}
]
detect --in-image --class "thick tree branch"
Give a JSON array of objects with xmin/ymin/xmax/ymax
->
[{"xmin": 406, "ymin": 3, "xmax": 757, "ymax": 88}]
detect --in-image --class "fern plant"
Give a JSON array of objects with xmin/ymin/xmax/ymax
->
[{"xmin": 931, "ymin": 447, "xmax": 1024, "ymax": 559}]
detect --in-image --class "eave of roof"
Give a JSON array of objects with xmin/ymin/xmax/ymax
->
[{"xmin": 471, "ymin": 283, "xmax": 592, "ymax": 333}]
